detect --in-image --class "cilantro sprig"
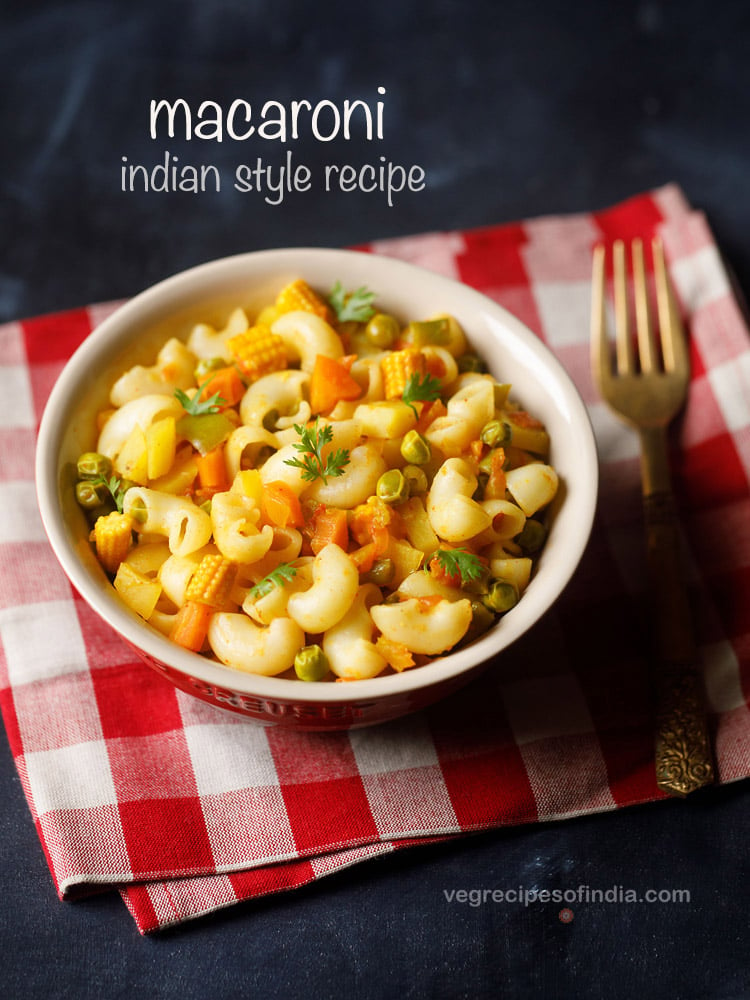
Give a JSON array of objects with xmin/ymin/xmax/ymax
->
[
  {"xmin": 248, "ymin": 563, "xmax": 297, "ymax": 600},
  {"xmin": 284, "ymin": 418, "xmax": 350, "ymax": 484},
  {"xmin": 402, "ymin": 371, "xmax": 442, "ymax": 417},
  {"xmin": 175, "ymin": 377, "xmax": 226, "ymax": 416},
  {"xmin": 91, "ymin": 474, "xmax": 129, "ymax": 513},
  {"xmin": 430, "ymin": 548, "xmax": 484, "ymax": 585},
  {"xmin": 328, "ymin": 282, "xmax": 377, "ymax": 323}
]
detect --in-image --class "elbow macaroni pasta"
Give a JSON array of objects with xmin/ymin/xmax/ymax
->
[
  {"xmin": 286, "ymin": 543, "xmax": 359, "ymax": 633},
  {"xmin": 239, "ymin": 370, "xmax": 311, "ymax": 429},
  {"xmin": 123, "ymin": 487, "xmax": 212, "ymax": 556},
  {"xmin": 210, "ymin": 490, "xmax": 274, "ymax": 563},
  {"xmin": 208, "ymin": 613, "xmax": 305, "ymax": 676},
  {"xmin": 110, "ymin": 339, "xmax": 197, "ymax": 407},
  {"xmin": 304, "ymin": 444, "xmax": 386, "ymax": 508},
  {"xmin": 271, "ymin": 311, "xmax": 344, "ymax": 370},
  {"xmin": 187, "ymin": 307, "xmax": 250, "ymax": 361},
  {"xmin": 323, "ymin": 583, "xmax": 387, "ymax": 680},
  {"xmin": 97, "ymin": 394, "xmax": 184, "ymax": 462},
  {"xmin": 77, "ymin": 277, "xmax": 560, "ymax": 681},
  {"xmin": 426, "ymin": 458, "xmax": 491, "ymax": 543},
  {"xmin": 370, "ymin": 596, "xmax": 473, "ymax": 656}
]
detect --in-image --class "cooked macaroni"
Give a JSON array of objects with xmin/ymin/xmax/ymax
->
[{"xmin": 76, "ymin": 278, "xmax": 560, "ymax": 681}]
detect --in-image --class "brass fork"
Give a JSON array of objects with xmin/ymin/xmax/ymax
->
[{"xmin": 591, "ymin": 238, "xmax": 714, "ymax": 797}]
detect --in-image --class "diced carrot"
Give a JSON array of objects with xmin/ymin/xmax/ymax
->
[
  {"xmin": 349, "ymin": 498, "xmax": 405, "ymax": 550},
  {"xmin": 416, "ymin": 398, "xmax": 447, "ymax": 433},
  {"xmin": 375, "ymin": 635, "xmax": 415, "ymax": 672},
  {"xmin": 198, "ymin": 366, "xmax": 245, "ymax": 408},
  {"xmin": 424, "ymin": 353, "xmax": 447, "ymax": 379},
  {"xmin": 309, "ymin": 354, "xmax": 362, "ymax": 414},
  {"xmin": 484, "ymin": 447, "xmax": 507, "ymax": 500},
  {"xmin": 339, "ymin": 354, "xmax": 358, "ymax": 371},
  {"xmin": 195, "ymin": 444, "xmax": 229, "ymax": 494},
  {"xmin": 371, "ymin": 526, "xmax": 392, "ymax": 556},
  {"xmin": 262, "ymin": 480, "xmax": 304, "ymax": 528},
  {"xmin": 170, "ymin": 600, "xmax": 213, "ymax": 651},
  {"xmin": 309, "ymin": 504, "xmax": 349, "ymax": 554},
  {"xmin": 469, "ymin": 439, "xmax": 485, "ymax": 462},
  {"xmin": 349, "ymin": 541, "xmax": 378, "ymax": 574},
  {"xmin": 298, "ymin": 498, "xmax": 321, "ymax": 555}
]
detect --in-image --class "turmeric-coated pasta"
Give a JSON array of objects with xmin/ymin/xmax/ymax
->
[{"xmin": 75, "ymin": 278, "xmax": 560, "ymax": 681}]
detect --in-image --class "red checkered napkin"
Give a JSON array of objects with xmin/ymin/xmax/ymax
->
[{"xmin": 1, "ymin": 185, "xmax": 749, "ymax": 934}]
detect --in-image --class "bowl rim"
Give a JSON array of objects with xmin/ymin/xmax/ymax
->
[{"xmin": 35, "ymin": 246, "xmax": 598, "ymax": 704}]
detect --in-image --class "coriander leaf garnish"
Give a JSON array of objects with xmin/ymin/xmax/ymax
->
[
  {"xmin": 430, "ymin": 548, "xmax": 484, "ymax": 585},
  {"xmin": 284, "ymin": 417, "xmax": 350, "ymax": 484},
  {"xmin": 175, "ymin": 377, "xmax": 226, "ymax": 416},
  {"xmin": 248, "ymin": 563, "xmax": 297, "ymax": 599},
  {"xmin": 402, "ymin": 371, "xmax": 442, "ymax": 417},
  {"xmin": 91, "ymin": 474, "xmax": 129, "ymax": 513},
  {"xmin": 328, "ymin": 281, "xmax": 377, "ymax": 323}
]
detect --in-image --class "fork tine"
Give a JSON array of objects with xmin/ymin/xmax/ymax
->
[
  {"xmin": 653, "ymin": 238, "xmax": 689, "ymax": 377},
  {"xmin": 590, "ymin": 244, "xmax": 610, "ymax": 382},
  {"xmin": 613, "ymin": 240, "xmax": 634, "ymax": 373},
  {"xmin": 632, "ymin": 239, "xmax": 659, "ymax": 374}
]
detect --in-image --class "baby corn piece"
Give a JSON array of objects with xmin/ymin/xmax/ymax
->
[
  {"xmin": 275, "ymin": 279, "xmax": 332, "ymax": 321},
  {"xmin": 185, "ymin": 554, "xmax": 237, "ymax": 609},
  {"xmin": 93, "ymin": 511, "xmax": 134, "ymax": 574},
  {"xmin": 381, "ymin": 348, "xmax": 427, "ymax": 399},
  {"xmin": 227, "ymin": 324, "xmax": 287, "ymax": 381}
]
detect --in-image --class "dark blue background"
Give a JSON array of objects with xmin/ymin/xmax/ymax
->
[{"xmin": 1, "ymin": 1, "xmax": 748, "ymax": 996}]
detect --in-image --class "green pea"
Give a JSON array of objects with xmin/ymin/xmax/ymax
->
[
  {"xmin": 403, "ymin": 464, "xmax": 428, "ymax": 495},
  {"xmin": 76, "ymin": 452, "xmax": 112, "ymax": 481},
  {"xmin": 462, "ymin": 599, "xmax": 496, "ymax": 643},
  {"xmin": 376, "ymin": 469, "xmax": 410, "ymax": 505},
  {"xmin": 194, "ymin": 357, "xmax": 226, "ymax": 381},
  {"xmin": 363, "ymin": 558, "xmax": 395, "ymax": 587},
  {"xmin": 75, "ymin": 479, "xmax": 110, "ymax": 510},
  {"xmin": 515, "ymin": 519, "xmax": 547, "ymax": 553},
  {"xmin": 457, "ymin": 354, "xmax": 487, "ymax": 373},
  {"xmin": 400, "ymin": 430, "xmax": 431, "ymax": 465},
  {"xmin": 483, "ymin": 580, "xmax": 519, "ymax": 614},
  {"xmin": 294, "ymin": 644, "xmax": 330, "ymax": 682},
  {"xmin": 199, "ymin": 499, "xmax": 213, "ymax": 516},
  {"xmin": 365, "ymin": 313, "xmax": 400, "ymax": 349},
  {"xmin": 480, "ymin": 420, "xmax": 511, "ymax": 449}
]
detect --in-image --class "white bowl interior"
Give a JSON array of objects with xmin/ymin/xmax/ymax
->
[{"xmin": 36, "ymin": 248, "xmax": 598, "ymax": 705}]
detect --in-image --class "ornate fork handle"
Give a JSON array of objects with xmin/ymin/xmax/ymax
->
[
  {"xmin": 592, "ymin": 239, "xmax": 716, "ymax": 796},
  {"xmin": 640, "ymin": 426, "xmax": 714, "ymax": 796}
]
